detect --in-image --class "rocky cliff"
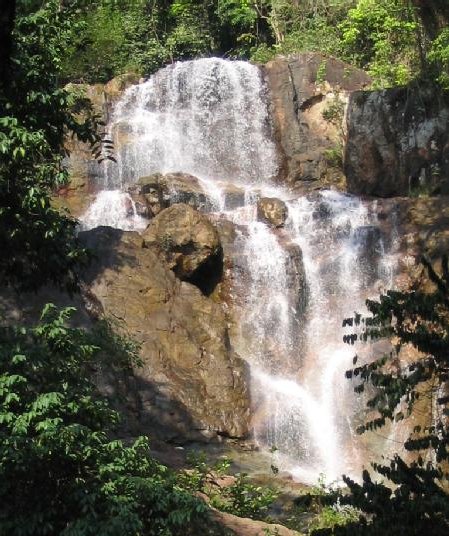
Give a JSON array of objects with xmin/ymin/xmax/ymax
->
[
  {"xmin": 52, "ymin": 54, "xmax": 449, "ymax": 456},
  {"xmin": 345, "ymin": 86, "xmax": 449, "ymax": 197},
  {"xmin": 264, "ymin": 53, "xmax": 371, "ymax": 189}
]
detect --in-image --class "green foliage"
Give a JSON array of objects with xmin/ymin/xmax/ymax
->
[
  {"xmin": 61, "ymin": 1, "xmax": 164, "ymax": 82},
  {"xmin": 323, "ymin": 146, "xmax": 343, "ymax": 169},
  {"xmin": 339, "ymin": 0, "xmax": 420, "ymax": 87},
  {"xmin": 0, "ymin": 1, "xmax": 104, "ymax": 291},
  {"xmin": 429, "ymin": 28, "xmax": 449, "ymax": 89},
  {"xmin": 217, "ymin": 0, "xmax": 257, "ymax": 29},
  {"xmin": 322, "ymin": 97, "xmax": 345, "ymax": 127},
  {"xmin": 250, "ymin": 1, "xmax": 354, "ymax": 64},
  {"xmin": 210, "ymin": 472, "xmax": 278, "ymax": 520},
  {"xmin": 53, "ymin": 0, "xmax": 449, "ymax": 91},
  {"xmin": 282, "ymin": 475, "xmax": 359, "ymax": 534},
  {"xmin": 321, "ymin": 93, "xmax": 345, "ymax": 169},
  {"xmin": 0, "ymin": 304, "xmax": 211, "ymax": 536},
  {"xmin": 179, "ymin": 451, "xmax": 278, "ymax": 521},
  {"xmin": 309, "ymin": 503, "xmax": 360, "ymax": 532},
  {"xmin": 319, "ymin": 257, "xmax": 449, "ymax": 535},
  {"xmin": 62, "ymin": 0, "xmax": 222, "ymax": 81},
  {"xmin": 249, "ymin": 44, "xmax": 276, "ymax": 63}
]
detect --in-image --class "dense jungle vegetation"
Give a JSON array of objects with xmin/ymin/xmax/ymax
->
[
  {"xmin": 59, "ymin": 0, "xmax": 449, "ymax": 89},
  {"xmin": 1, "ymin": 0, "xmax": 449, "ymax": 535}
]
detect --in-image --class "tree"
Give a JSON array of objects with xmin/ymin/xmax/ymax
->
[
  {"xmin": 0, "ymin": 1, "xmax": 103, "ymax": 292},
  {"xmin": 0, "ymin": 0, "xmax": 16, "ymax": 85},
  {"xmin": 0, "ymin": 6, "xmax": 218, "ymax": 535},
  {"xmin": 0, "ymin": 305, "xmax": 211, "ymax": 535},
  {"xmin": 313, "ymin": 257, "xmax": 449, "ymax": 535},
  {"xmin": 339, "ymin": 0, "xmax": 420, "ymax": 87}
]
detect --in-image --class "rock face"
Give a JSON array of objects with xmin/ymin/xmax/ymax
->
[
  {"xmin": 264, "ymin": 53, "xmax": 371, "ymax": 188},
  {"xmin": 257, "ymin": 197, "xmax": 288, "ymax": 227},
  {"xmin": 345, "ymin": 86, "xmax": 449, "ymax": 197},
  {"xmin": 56, "ymin": 74, "xmax": 141, "ymax": 217},
  {"xmin": 79, "ymin": 226, "xmax": 250, "ymax": 442},
  {"xmin": 142, "ymin": 204, "xmax": 223, "ymax": 295},
  {"xmin": 62, "ymin": 73, "xmax": 139, "ymax": 190}
]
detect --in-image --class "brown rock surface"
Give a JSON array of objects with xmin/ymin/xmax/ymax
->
[
  {"xmin": 142, "ymin": 203, "xmax": 223, "ymax": 294},
  {"xmin": 345, "ymin": 86, "xmax": 449, "ymax": 197},
  {"xmin": 212, "ymin": 509, "xmax": 300, "ymax": 536},
  {"xmin": 79, "ymin": 226, "xmax": 250, "ymax": 441},
  {"xmin": 257, "ymin": 197, "xmax": 288, "ymax": 227},
  {"xmin": 104, "ymin": 72, "xmax": 140, "ymax": 103},
  {"xmin": 61, "ymin": 73, "xmax": 140, "ymax": 196},
  {"xmin": 264, "ymin": 53, "xmax": 371, "ymax": 187}
]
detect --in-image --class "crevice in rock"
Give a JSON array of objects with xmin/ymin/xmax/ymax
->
[
  {"xmin": 286, "ymin": 61, "xmax": 300, "ymax": 119},
  {"xmin": 186, "ymin": 247, "xmax": 224, "ymax": 297},
  {"xmin": 299, "ymin": 93, "xmax": 325, "ymax": 111}
]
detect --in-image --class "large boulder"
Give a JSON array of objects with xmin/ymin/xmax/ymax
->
[
  {"xmin": 131, "ymin": 172, "xmax": 212, "ymax": 216},
  {"xmin": 142, "ymin": 203, "xmax": 223, "ymax": 294},
  {"xmin": 345, "ymin": 86, "xmax": 449, "ymax": 197},
  {"xmin": 79, "ymin": 226, "xmax": 250, "ymax": 442},
  {"xmin": 257, "ymin": 197, "xmax": 288, "ymax": 227},
  {"xmin": 264, "ymin": 53, "xmax": 371, "ymax": 188}
]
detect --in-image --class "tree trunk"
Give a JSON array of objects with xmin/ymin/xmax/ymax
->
[
  {"xmin": 0, "ymin": 0, "xmax": 16, "ymax": 89},
  {"xmin": 411, "ymin": 0, "xmax": 449, "ymax": 39}
]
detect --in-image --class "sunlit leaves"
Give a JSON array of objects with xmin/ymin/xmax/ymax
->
[{"xmin": 0, "ymin": 1, "xmax": 104, "ymax": 291}]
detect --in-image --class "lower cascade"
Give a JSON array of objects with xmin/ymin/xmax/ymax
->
[{"xmin": 80, "ymin": 58, "xmax": 400, "ymax": 484}]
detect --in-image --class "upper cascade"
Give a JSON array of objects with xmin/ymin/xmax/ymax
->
[{"xmin": 104, "ymin": 58, "xmax": 279, "ymax": 189}]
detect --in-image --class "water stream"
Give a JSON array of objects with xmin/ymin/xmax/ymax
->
[{"xmin": 79, "ymin": 58, "xmax": 399, "ymax": 484}]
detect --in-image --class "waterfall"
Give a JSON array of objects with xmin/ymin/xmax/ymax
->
[
  {"xmin": 102, "ymin": 58, "xmax": 278, "ymax": 190},
  {"xmin": 79, "ymin": 58, "xmax": 399, "ymax": 484},
  {"xmin": 256, "ymin": 191, "xmax": 398, "ymax": 483},
  {"xmin": 80, "ymin": 190, "xmax": 147, "ymax": 231}
]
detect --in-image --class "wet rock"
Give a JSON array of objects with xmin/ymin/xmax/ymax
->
[
  {"xmin": 345, "ymin": 86, "xmax": 449, "ymax": 197},
  {"xmin": 276, "ymin": 232, "xmax": 308, "ymax": 348},
  {"xmin": 311, "ymin": 200, "xmax": 332, "ymax": 220},
  {"xmin": 143, "ymin": 204, "xmax": 223, "ymax": 295},
  {"xmin": 353, "ymin": 225, "xmax": 382, "ymax": 253},
  {"xmin": 264, "ymin": 52, "xmax": 371, "ymax": 188},
  {"xmin": 219, "ymin": 183, "xmax": 246, "ymax": 210},
  {"xmin": 79, "ymin": 226, "xmax": 250, "ymax": 442},
  {"xmin": 104, "ymin": 72, "xmax": 140, "ymax": 103},
  {"xmin": 257, "ymin": 197, "xmax": 288, "ymax": 227},
  {"xmin": 52, "ymin": 190, "xmax": 96, "ymax": 220},
  {"xmin": 131, "ymin": 172, "xmax": 212, "ymax": 215}
]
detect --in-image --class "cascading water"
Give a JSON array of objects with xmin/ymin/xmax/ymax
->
[
  {"xmin": 80, "ymin": 190, "xmax": 147, "ymax": 231},
  {"xmin": 251, "ymin": 191, "xmax": 399, "ymax": 483},
  {"xmin": 79, "ymin": 58, "xmax": 399, "ymax": 484},
  {"xmin": 102, "ymin": 58, "xmax": 278, "ymax": 191}
]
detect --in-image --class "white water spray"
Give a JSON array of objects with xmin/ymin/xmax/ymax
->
[{"xmin": 80, "ymin": 190, "xmax": 147, "ymax": 231}]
